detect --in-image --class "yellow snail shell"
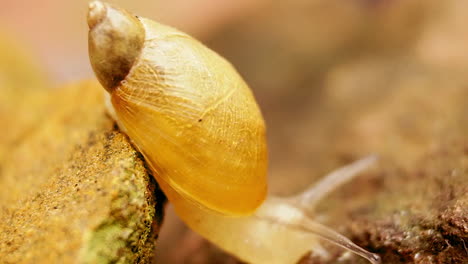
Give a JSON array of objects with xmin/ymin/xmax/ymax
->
[
  {"xmin": 87, "ymin": 2, "xmax": 381, "ymax": 264},
  {"xmin": 88, "ymin": 1, "xmax": 267, "ymax": 216}
]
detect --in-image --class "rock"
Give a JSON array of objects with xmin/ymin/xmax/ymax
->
[{"xmin": 0, "ymin": 79, "xmax": 164, "ymax": 263}]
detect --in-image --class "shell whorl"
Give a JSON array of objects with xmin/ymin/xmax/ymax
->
[{"xmin": 87, "ymin": 1, "xmax": 144, "ymax": 92}]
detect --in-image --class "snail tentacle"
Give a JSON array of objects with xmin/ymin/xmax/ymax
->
[
  {"xmin": 254, "ymin": 201, "xmax": 381, "ymax": 264},
  {"xmin": 290, "ymin": 155, "xmax": 378, "ymax": 211},
  {"xmin": 251, "ymin": 156, "xmax": 381, "ymax": 264}
]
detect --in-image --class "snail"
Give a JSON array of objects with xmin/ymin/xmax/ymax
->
[{"xmin": 87, "ymin": 2, "xmax": 381, "ymax": 264}]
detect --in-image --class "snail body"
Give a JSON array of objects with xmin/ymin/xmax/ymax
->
[{"xmin": 88, "ymin": 2, "xmax": 381, "ymax": 264}]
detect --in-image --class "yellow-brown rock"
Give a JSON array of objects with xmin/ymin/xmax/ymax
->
[{"xmin": 0, "ymin": 80, "xmax": 164, "ymax": 263}]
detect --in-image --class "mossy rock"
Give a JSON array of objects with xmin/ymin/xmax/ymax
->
[{"xmin": 0, "ymin": 81, "xmax": 164, "ymax": 264}]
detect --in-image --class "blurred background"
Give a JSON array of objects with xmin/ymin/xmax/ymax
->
[
  {"xmin": 0, "ymin": 0, "xmax": 267, "ymax": 82},
  {"xmin": 2, "ymin": 0, "xmax": 467, "ymax": 263}
]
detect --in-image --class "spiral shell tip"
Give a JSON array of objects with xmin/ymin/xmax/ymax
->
[{"xmin": 87, "ymin": 1, "xmax": 107, "ymax": 29}]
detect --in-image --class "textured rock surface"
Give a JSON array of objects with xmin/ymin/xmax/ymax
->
[{"xmin": 0, "ymin": 76, "xmax": 164, "ymax": 263}]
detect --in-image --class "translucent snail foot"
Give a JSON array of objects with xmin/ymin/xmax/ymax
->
[{"xmin": 169, "ymin": 156, "xmax": 381, "ymax": 264}]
